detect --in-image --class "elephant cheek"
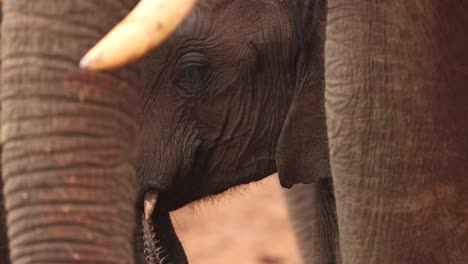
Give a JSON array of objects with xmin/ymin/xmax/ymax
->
[{"xmin": 1, "ymin": 1, "xmax": 142, "ymax": 263}]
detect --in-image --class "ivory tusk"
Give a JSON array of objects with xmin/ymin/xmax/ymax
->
[
  {"xmin": 144, "ymin": 191, "xmax": 159, "ymax": 221},
  {"xmin": 79, "ymin": 0, "xmax": 197, "ymax": 71}
]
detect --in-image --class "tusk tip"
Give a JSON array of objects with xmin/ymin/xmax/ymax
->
[
  {"xmin": 79, "ymin": 51, "xmax": 103, "ymax": 70},
  {"xmin": 81, "ymin": 0, "xmax": 198, "ymax": 71},
  {"xmin": 79, "ymin": 57, "xmax": 91, "ymax": 69}
]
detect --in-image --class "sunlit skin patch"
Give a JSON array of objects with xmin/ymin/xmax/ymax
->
[{"xmin": 80, "ymin": 0, "xmax": 198, "ymax": 71}]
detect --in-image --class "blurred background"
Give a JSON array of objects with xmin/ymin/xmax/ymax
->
[{"xmin": 172, "ymin": 174, "xmax": 302, "ymax": 264}]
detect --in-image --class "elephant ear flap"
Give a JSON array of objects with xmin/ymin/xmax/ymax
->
[{"xmin": 276, "ymin": 0, "xmax": 330, "ymax": 188}]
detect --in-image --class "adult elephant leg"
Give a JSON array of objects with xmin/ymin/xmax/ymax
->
[
  {"xmin": 326, "ymin": 1, "xmax": 468, "ymax": 263},
  {"xmin": 283, "ymin": 177, "xmax": 341, "ymax": 264},
  {"xmin": 1, "ymin": 0, "xmax": 142, "ymax": 263}
]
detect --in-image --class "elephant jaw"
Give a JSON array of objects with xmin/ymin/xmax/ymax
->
[{"xmin": 79, "ymin": 0, "xmax": 198, "ymax": 71}]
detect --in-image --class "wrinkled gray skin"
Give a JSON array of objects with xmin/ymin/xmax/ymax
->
[
  {"xmin": 0, "ymin": 0, "xmax": 338, "ymax": 263},
  {"xmin": 326, "ymin": 0, "xmax": 468, "ymax": 263}
]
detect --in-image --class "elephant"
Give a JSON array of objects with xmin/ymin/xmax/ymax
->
[
  {"xmin": 0, "ymin": 0, "xmax": 339, "ymax": 263},
  {"xmin": 129, "ymin": 0, "xmax": 341, "ymax": 262}
]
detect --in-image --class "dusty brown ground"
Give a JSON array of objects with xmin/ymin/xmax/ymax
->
[{"xmin": 172, "ymin": 175, "xmax": 302, "ymax": 264}]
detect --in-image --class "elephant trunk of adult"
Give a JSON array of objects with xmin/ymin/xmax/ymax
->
[{"xmin": 1, "ymin": 0, "xmax": 142, "ymax": 263}]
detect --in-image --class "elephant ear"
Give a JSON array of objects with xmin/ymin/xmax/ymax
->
[{"xmin": 276, "ymin": 0, "xmax": 330, "ymax": 188}]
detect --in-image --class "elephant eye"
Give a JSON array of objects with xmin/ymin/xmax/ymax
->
[{"xmin": 174, "ymin": 62, "xmax": 211, "ymax": 93}]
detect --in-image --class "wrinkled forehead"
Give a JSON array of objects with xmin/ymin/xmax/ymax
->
[
  {"xmin": 196, "ymin": 0, "xmax": 288, "ymax": 13},
  {"xmin": 174, "ymin": 0, "xmax": 294, "ymax": 41}
]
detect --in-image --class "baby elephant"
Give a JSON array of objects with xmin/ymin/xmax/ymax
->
[{"xmin": 133, "ymin": 0, "xmax": 338, "ymax": 263}]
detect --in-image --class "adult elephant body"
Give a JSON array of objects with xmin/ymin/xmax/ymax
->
[
  {"xmin": 0, "ymin": 0, "xmax": 337, "ymax": 263},
  {"xmin": 326, "ymin": 0, "xmax": 468, "ymax": 263}
]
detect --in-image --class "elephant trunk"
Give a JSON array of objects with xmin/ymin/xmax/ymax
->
[
  {"xmin": 134, "ymin": 193, "xmax": 187, "ymax": 263},
  {"xmin": 1, "ymin": 0, "xmax": 141, "ymax": 263},
  {"xmin": 141, "ymin": 210, "xmax": 188, "ymax": 264}
]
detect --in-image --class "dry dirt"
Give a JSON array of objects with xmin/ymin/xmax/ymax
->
[{"xmin": 172, "ymin": 175, "xmax": 302, "ymax": 264}]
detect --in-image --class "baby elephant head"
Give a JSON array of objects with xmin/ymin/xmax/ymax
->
[{"xmin": 136, "ymin": 0, "xmax": 330, "ymax": 213}]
